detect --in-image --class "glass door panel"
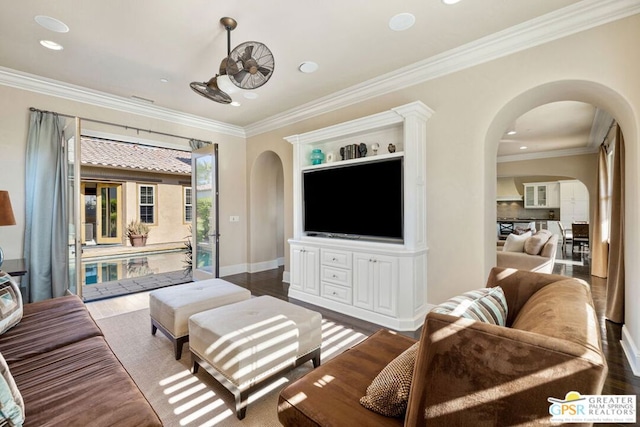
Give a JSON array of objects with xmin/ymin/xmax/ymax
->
[
  {"xmin": 96, "ymin": 183, "xmax": 122, "ymax": 244},
  {"xmin": 65, "ymin": 117, "xmax": 82, "ymax": 297},
  {"xmin": 191, "ymin": 144, "xmax": 219, "ymax": 280}
]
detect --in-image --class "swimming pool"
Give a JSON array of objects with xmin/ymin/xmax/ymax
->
[{"xmin": 82, "ymin": 250, "xmax": 188, "ymax": 286}]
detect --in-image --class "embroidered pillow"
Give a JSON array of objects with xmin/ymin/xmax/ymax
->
[
  {"xmin": 360, "ymin": 341, "xmax": 419, "ymax": 417},
  {"xmin": 502, "ymin": 231, "xmax": 531, "ymax": 252},
  {"xmin": 0, "ymin": 273, "xmax": 22, "ymax": 335},
  {"xmin": 431, "ymin": 286, "xmax": 508, "ymax": 326}
]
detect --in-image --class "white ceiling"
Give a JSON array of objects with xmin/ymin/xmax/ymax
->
[{"xmin": 0, "ymin": 0, "xmax": 632, "ymax": 153}]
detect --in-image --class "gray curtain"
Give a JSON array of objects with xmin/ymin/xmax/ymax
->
[
  {"xmin": 23, "ymin": 110, "xmax": 68, "ymax": 302},
  {"xmin": 591, "ymin": 144, "xmax": 609, "ymax": 278},
  {"xmin": 606, "ymin": 125, "xmax": 625, "ymax": 323},
  {"xmin": 189, "ymin": 139, "xmax": 208, "ymax": 150}
]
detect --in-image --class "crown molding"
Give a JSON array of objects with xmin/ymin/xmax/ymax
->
[
  {"xmin": 0, "ymin": 66, "xmax": 246, "ymax": 139},
  {"xmin": 497, "ymin": 146, "xmax": 599, "ymax": 163},
  {"xmin": 245, "ymin": 0, "xmax": 640, "ymax": 137}
]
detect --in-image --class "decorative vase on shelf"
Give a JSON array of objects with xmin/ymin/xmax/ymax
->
[{"xmin": 310, "ymin": 148, "xmax": 325, "ymax": 165}]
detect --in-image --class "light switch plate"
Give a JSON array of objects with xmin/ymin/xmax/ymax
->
[{"xmin": 230, "ymin": 215, "xmax": 240, "ymax": 222}]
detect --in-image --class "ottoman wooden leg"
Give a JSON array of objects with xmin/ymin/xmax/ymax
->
[{"xmin": 235, "ymin": 390, "xmax": 249, "ymax": 420}]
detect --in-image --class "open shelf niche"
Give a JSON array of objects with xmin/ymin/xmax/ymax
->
[{"xmin": 284, "ymin": 101, "xmax": 433, "ymax": 331}]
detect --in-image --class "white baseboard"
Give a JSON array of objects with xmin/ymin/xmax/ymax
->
[
  {"xmin": 621, "ymin": 325, "xmax": 640, "ymax": 376},
  {"xmin": 220, "ymin": 263, "xmax": 248, "ymax": 277},
  {"xmin": 282, "ymin": 271, "xmax": 290, "ymax": 283}
]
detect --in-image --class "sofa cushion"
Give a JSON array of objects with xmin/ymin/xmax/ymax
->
[
  {"xmin": 431, "ymin": 287, "xmax": 508, "ymax": 326},
  {"xmin": 360, "ymin": 341, "xmax": 419, "ymax": 417},
  {"xmin": 0, "ymin": 273, "xmax": 22, "ymax": 336},
  {"xmin": 502, "ymin": 231, "xmax": 531, "ymax": 252},
  {"xmin": 523, "ymin": 229, "xmax": 552, "ymax": 255},
  {"xmin": 511, "ymin": 279, "xmax": 603, "ymax": 364}
]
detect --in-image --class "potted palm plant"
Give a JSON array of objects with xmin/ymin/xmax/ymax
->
[{"xmin": 126, "ymin": 220, "xmax": 150, "ymax": 247}]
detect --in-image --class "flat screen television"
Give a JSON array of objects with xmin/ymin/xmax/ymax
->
[{"xmin": 302, "ymin": 157, "xmax": 403, "ymax": 242}]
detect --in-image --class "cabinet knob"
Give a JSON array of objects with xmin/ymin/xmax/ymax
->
[
  {"xmin": 332, "ymin": 257, "xmax": 337, "ymax": 261},
  {"xmin": 332, "ymin": 274, "xmax": 338, "ymax": 278},
  {"xmin": 332, "ymin": 291, "xmax": 337, "ymax": 295}
]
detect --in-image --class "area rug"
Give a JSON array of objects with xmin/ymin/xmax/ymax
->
[{"xmin": 97, "ymin": 308, "xmax": 367, "ymax": 427}]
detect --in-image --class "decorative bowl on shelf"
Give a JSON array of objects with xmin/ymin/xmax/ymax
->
[{"xmin": 310, "ymin": 148, "xmax": 325, "ymax": 165}]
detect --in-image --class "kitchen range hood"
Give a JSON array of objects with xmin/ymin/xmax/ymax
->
[{"xmin": 497, "ymin": 177, "xmax": 523, "ymax": 201}]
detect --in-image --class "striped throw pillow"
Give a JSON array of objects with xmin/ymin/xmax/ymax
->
[{"xmin": 431, "ymin": 287, "xmax": 508, "ymax": 326}]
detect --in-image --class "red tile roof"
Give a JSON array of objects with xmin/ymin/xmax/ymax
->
[{"xmin": 81, "ymin": 137, "xmax": 190, "ymax": 175}]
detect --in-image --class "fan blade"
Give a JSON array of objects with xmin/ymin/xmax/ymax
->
[
  {"xmin": 231, "ymin": 70, "xmax": 249, "ymax": 85},
  {"xmin": 240, "ymin": 45, "xmax": 254, "ymax": 62},
  {"xmin": 257, "ymin": 66, "xmax": 272, "ymax": 77}
]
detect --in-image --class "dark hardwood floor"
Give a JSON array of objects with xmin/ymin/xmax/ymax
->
[{"xmin": 222, "ymin": 245, "xmax": 640, "ymax": 407}]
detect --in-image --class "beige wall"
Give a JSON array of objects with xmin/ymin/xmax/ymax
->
[
  {"xmin": 248, "ymin": 15, "xmax": 640, "ymax": 352},
  {"xmin": 0, "ymin": 86, "xmax": 247, "ymax": 270}
]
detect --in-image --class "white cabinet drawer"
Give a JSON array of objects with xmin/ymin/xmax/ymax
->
[
  {"xmin": 322, "ymin": 282, "xmax": 352, "ymax": 304},
  {"xmin": 321, "ymin": 249, "xmax": 352, "ymax": 268},
  {"xmin": 321, "ymin": 266, "xmax": 351, "ymax": 287}
]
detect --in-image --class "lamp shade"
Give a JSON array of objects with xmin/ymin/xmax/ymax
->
[{"xmin": 0, "ymin": 191, "xmax": 16, "ymax": 226}]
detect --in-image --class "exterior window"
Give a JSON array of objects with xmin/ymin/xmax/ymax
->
[
  {"xmin": 184, "ymin": 187, "xmax": 193, "ymax": 223},
  {"xmin": 139, "ymin": 185, "xmax": 155, "ymax": 224}
]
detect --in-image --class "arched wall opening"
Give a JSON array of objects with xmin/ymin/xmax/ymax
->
[
  {"xmin": 483, "ymin": 80, "xmax": 638, "ymax": 361},
  {"xmin": 248, "ymin": 150, "xmax": 285, "ymax": 272}
]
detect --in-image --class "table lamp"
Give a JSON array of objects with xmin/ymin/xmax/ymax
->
[{"xmin": 0, "ymin": 191, "xmax": 16, "ymax": 268}]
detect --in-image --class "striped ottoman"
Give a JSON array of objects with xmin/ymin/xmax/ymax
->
[
  {"xmin": 149, "ymin": 279, "xmax": 251, "ymax": 359},
  {"xmin": 189, "ymin": 296, "xmax": 322, "ymax": 419}
]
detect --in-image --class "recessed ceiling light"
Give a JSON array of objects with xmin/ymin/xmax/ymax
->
[
  {"xmin": 40, "ymin": 40, "xmax": 63, "ymax": 51},
  {"xmin": 507, "ymin": 129, "xmax": 517, "ymax": 135},
  {"xmin": 442, "ymin": 0, "xmax": 462, "ymax": 5},
  {"xmin": 243, "ymin": 92, "xmax": 259, "ymax": 100},
  {"xmin": 389, "ymin": 13, "xmax": 415, "ymax": 31},
  {"xmin": 160, "ymin": 78, "xmax": 169, "ymax": 83},
  {"xmin": 298, "ymin": 61, "xmax": 319, "ymax": 73},
  {"xmin": 230, "ymin": 101, "xmax": 241, "ymax": 107},
  {"xmin": 520, "ymin": 146, "xmax": 528, "ymax": 150},
  {"xmin": 35, "ymin": 15, "xmax": 69, "ymax": 33}
]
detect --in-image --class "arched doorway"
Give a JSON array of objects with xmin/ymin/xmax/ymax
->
[{"xmin": 248, "ymin": 151, "xmax": 285, "ymax": 272}]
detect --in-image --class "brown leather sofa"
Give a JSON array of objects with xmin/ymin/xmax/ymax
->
[
  {"xmin": 278, "ymin": 268, "xmax": 607, "ymax": 426},
  {"xmin": 0, "ymin": 295, "xmax": 162, "ymax": 426}
]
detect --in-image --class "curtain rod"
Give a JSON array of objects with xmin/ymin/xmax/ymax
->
[{"xmin": 29, "ymin": 107, "xmax": 211, "ymax": 144}]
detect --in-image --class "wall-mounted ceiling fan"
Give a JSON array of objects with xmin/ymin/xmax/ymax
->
[{"xmin": 190, "ymin": 17, "xmax": 275, "ymax": 104}]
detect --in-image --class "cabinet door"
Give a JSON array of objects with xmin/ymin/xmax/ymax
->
[
  {"xmin": 372, "ymin": 255, "xmax": 398, "ymax": 316},
  {"xmin": 290, "ymin": 245, "xmax": 319, "ymax": 295},
  {"xmin": 524, "ymin": 185, "xmax": 535, "ymax": 208},
  {"xmin": 536, "ymin": 185, "xmax": 547, "ymax": 207},
  {"xmin": 547, "ymin": 183, "xmax": 560, "ymax": 208},
  {"xmin": 353, "ymin": 254, "xmax": 374, "ymax": 310}
]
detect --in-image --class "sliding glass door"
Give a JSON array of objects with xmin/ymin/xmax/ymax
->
[{"xmin": 65, "ymin": 117, "xmax": 82, "ymax": 297}]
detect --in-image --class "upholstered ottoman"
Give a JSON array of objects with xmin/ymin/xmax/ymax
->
[
  {"xmin": 189, "ymin": 295, "xmax": 322, "ymax": 419},
  {"xmin": 149, "ymin": 279, "xmax": 251, "ymax": 359}
]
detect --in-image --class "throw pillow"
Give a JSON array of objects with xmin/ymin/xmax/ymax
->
[
  {"xmin": 502, "ymin": 231, "xmax": 531, "ymax": 252},
  {"xmin": 431, "ymin": 286, "xmax": 508, "ymax": 326},
  {"xmin": 0, "ymin": 353, "xmax": 24, "ymax": 427},
  {"xmin": 360, "ymin": 341, "xmax": 419, "ymax": 418},
  {"xmin": 523, "ymin": 229, "xmax": 552, "ymax": 255},
  {"xmin": 0, "ymin": 273, "xmax": 22, "ymax": 335}
]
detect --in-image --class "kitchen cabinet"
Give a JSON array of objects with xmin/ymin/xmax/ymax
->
[
  {"xmin": 560, "ymin": 180, "xmax": 589, "ymax": 227},
  {"xmin": 524, "ymin": 182, "xmax": 560, "ymax": 208}
]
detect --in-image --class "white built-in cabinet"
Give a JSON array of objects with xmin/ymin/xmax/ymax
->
[
  {"xmin": 285, "ymin": 102, "xmax": 432, "ymax": 331},
  {"xmin": 560, "ymin": 180, "xmax": 589, "ymax": 226},
  {"xmin": 524, "ymin": 182, "xmax": 560, "ymax": 208}
]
